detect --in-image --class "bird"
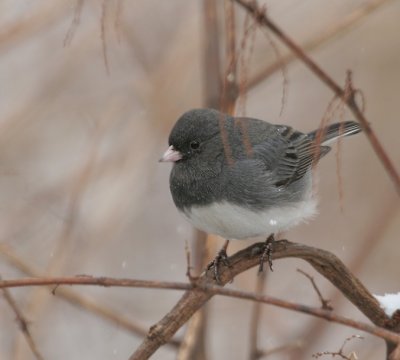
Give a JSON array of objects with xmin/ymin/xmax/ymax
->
[{"xmin": 160, "ymin": 108, "xmax": 362, "ymax": 280}]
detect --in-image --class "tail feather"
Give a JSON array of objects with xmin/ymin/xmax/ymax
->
[{"xmin": 308, "ymin": 121, "xmax": 362, "ymax": 146}]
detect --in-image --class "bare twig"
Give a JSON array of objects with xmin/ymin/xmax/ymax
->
[
  {"xmin": 101, "ymin": 0, "xmax": 110, "ymax": 74},
  {"xmin": 0, "ymin": 265, "xmax": 397, "ymax": 358},
  {"xmin": 297, "ymin": 269, "xmax": 333, "ymax": 311},
  {"xmin": 114, "ymin": 0, "xmax": 123, "ymax": 43},
  {"xmin": 64, "ymin": 0, "xmax": 84, "ymax": 47},
  {"xmin": 312, "ymin": 334, "xmax": 364, "ymax": 359},
  {"xmin": 258, "ymin": 25, "xmax": 288, "ymax": 117},
  {"xmin": 179, "ymin": 241, "xmax": 206, "ymax": 359},
  {"xmin": 295, "ymin": 201, "xmax": 399, "ymax": 358},
  {"xmin": 248, "ymin": 270, "xmax": 267, "ymax": 360},
  {"xmin": 0, "ymin": 244, "xmax": 181, "ymax": 348},
  {"xmin": 221, "ymin": 0, "xmax": 239, "ymax": 114},
  {"xmin": 236, "ymin": 12, "xmax": 257, "ymax": 116},
  {"xmin": 248, "ymin": 0, "xmax": 394, "ymax": 89},
  {"xmin": 0, "ymin": 271, "xmax": 397, "ymax": 347},
  {"xmin": 2, "ymin": 286, "xmax": 44, "ymax": 360},
  {"xmin": 203, "ymin": 0, "xmax": 222, "ymax": 108},
  {"xmin": 177, "ymin": 311, "xmax": 207, "ymax": 360},
  {"xmin": 185, "ymin": 241, "xmax": 197, "ymax": 283},
  {"xmin": 233, "ymin": 0, "xmax": 400, "ymax": 195}
]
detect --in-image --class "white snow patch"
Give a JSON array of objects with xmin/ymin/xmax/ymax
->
[{"xmin": 374, "ymin": 292, "xmax": 400, "ymax": 317}]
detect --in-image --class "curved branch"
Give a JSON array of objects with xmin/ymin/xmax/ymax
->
[
  {"xmin": 0, "ymin": 240, "xmax": 394, "ymax": 358},
  {"xmin": 130, "ymin": 240, "xmax": 394, "ymax": 360},
  {"xmin": 129, "ymin": 240, "xmax": 394, "ymax": 359}
]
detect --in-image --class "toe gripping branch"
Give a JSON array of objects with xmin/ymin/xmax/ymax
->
[
  {"xmin": 207, "ymin": 235, "xmax": 275, "ymax": 284},
  {"xmin": 259, "ymin": 234, "xmax": 275, "ymax": 273},
  {"xmin": 207, "ymin": 240, "xmax": 231, "ymax": 284}
]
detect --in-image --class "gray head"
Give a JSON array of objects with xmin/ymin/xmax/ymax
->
[{"xmin": 160, "ymin": 108, "xmax": 225, "ymax": 163}]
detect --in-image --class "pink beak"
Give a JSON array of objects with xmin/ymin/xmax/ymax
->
[{"xmin": 159, "ymin": 145, "xmax": 183, "ymax": 162}]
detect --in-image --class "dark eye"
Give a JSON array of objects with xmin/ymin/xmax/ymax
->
[{"xmin": 190, "ymin": 141, "xmax": 200, "ymax": 150}]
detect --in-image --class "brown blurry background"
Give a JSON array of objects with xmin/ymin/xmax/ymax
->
[{"xmin": 0, "ymin": 1, "xmax": 399, "ymax": 359}]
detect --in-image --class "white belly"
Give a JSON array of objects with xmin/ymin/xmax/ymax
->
[{"xmin": 182, "ymin": 198, "xmax": 317, "ymax": 240}]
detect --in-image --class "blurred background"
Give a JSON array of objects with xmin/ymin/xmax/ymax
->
[{"xmin": 0, "ymin": 1, "xmax": 399, "ymax": 359}]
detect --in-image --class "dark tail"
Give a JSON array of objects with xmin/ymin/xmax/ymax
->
[{"xmin": 308, "ymin": 121, "xmax": 362, "ymax": 145}]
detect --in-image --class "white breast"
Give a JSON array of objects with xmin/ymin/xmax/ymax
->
[{"xmin": 182, "ymin": 197, "xmax": 317, "ymax": 240}]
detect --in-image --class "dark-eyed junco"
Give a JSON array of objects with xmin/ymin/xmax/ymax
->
[{"xmin": 160, "ymin": 108, "xmax": 361, "ymax": 277}]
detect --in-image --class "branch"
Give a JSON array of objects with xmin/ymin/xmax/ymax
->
[
  {"xmin": 297, "ymin": 269, "xmax": 333, "ymax": 311},
  {"xmin": 221, "ymin": 0, "xmax": 239, "ymax": 114},
  {"xmin": 0, "ymin": 244, "xmax": 180, "ymax": 347},
  {"xmin": 0, "ymin": 241, "xmax": 398, "ymax": 357},
  {"xmin": 233, "ymin": 0, "xmax": 400, "ymax": 195},
  {"xmin": 64, "ymin": 0, "xmax": 84, "ymax": 47},
  {"xmin": 2, "ymin": 286, "xmax": 44, "ymax": 360},
  {"xmin": 128, "ymin": 240, "xmax": 397, "ymax": 359},
  {"xmin": 0, "ymin": 270, "xmax": 397, "ymax": 350},
  {"xmin": 176, "ymin": 311, "xmax": 207, "ymax": 360},
  {"xmin": 312, "ymin": 334, "xmax": 364, "ymax": 359},
  {"xmin": 248, "ymin": 270, "xmax": 267, "ymax": 360},
  {"xmin": 294, "ymin": 201, "xmax": 399, "ymax": 358},
  {"xmin": 247, "ymin": 0, "xmax": 394, "ymax": 89}
]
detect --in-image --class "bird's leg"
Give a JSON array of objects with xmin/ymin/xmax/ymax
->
[
  {"xmin": 207, "ymin": 239, "xmax": 231, "ymax": 284},
  {"xmin": 259, "ymin": 234, "xmax": 275, "ymax": 273}
]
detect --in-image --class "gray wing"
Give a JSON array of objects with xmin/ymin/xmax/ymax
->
[{"xmin": 254, "ymin": 125, "xmax": 330, "ymax": 187}]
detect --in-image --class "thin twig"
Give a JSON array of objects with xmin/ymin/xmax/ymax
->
[
  {"xmin": 114, "ymin": 0, "xmax": 123, "ymax": 43},
  {"xmin": 233, "ymin": 0, "xmax": 400, "ymax": 195},
  {"xmin": 64, "ymin": 0, "xmax": 84, "ymax": 47},
  {"xmin": 2, "ymin": 287, "xmax": 44, "ymax": 360},
  {"xmin": 259, "ymin": 25, "xmax": 288, "ymax": 118},
  {"xmin": 312, "ymin": 334, "xmax": 364, "ymax": 359},
  {"xmin": 101, "ymin": 0, "xmax": 110, "ymax": 74},
  {"xmin": 177, "ymin": 312, "xmax": 207, "ymax": 360},
  {"xmin": 297, "ymin": 269, "xmax": 333, "ymax": 311},
  {"xmin": 236, "ymin": 13, "xmax": 257, "ymax": 117},
  {"xmin": 0, "ymin": 273, "xmax": 397, "ymax": 347},
  {"xmin": 248, "ymin": 0, "xmax": 394, "ymax": 89},
  {"xmin": 203, "ymin": 0, "xmax": 222, "ymax": 108},
  {"xmin": 221, "ymin": 0, "xmax": 239, "ymax": 114},
  {"xmin": 178, "ymin": 241, "xmax": 206, "ymax": 359},
  {"xmin": 248, "ymin": 270, "xmax": 267, "ymax": 360},
  {"xmin": 0, "ymin": 244, "xmax": 181, "ymax": 348}
]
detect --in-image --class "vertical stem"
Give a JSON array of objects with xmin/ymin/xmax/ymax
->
[{"xmin": 248, "ymin": 271, "xmax": 267, "ymax": 360}]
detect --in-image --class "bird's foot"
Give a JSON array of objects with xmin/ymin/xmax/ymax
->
[
  {"xmin": 207, "ymin": 240, "xmax": 231, "ymax": 284},
  {"xmin": 258, "ymin": 234, "xmax": 275, "ymax": 273}
]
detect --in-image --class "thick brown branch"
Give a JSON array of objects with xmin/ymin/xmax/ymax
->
[
  {"xmin": 295, "ymin": 201, "xmax": 399, "ymax": 358},
  {"xmin": 233, "ymin": 0, "xmax": 400, "ymax": 195},
  {"xmin": 129, "ymin": 240, "xmax": 395, "ymax": 359},
  {"xmin": 0, "ymin": 241, "xmax": 397, "ymax": 358}
]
